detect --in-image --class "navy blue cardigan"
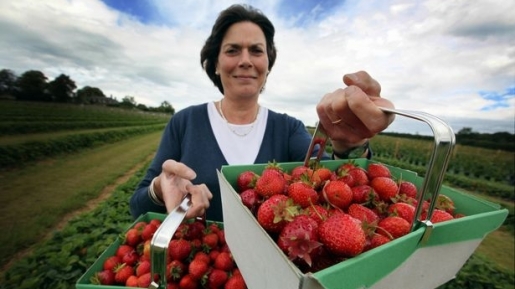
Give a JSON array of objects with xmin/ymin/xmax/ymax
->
[{"xmin": 130, "ymin": 103, "xmax": 319, "ymax": 222}]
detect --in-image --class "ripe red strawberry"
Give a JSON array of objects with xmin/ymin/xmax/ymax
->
[
  {"xmin": 336, "ymin": 161, "xmax": 357, "ymax": 175},
  {"xmin": 224, "ymin": 273, "xmax": 247, "ymax": 289},
  {"xmin": 179, "ymin": 274, "xmax": 199, "ymax": 289},
  {"xmin": 125, "ymin": 275, "xmax": 138, "ymax": 287},
  {"xmin": 214, "ymin": 251, "xmax": 235, "ymax": 271},
  {"xmin": 351, "ymin": 185, "xmax": 379, "ymax": 204},
  {"xmin": 121, "ymin": 249, "xmax": 139, "ymax": 266},
  {"xmin": 311, "ymin": 167, "xmax": 332, "ymax": 188},
  {"xmin": 255, "ymin": 168, "xmax": 287, "ymax": 198},
  {"xmin": 103, "ymin": 255, "xmax": 121, "ymax": 271},
  {"xmin": 167, "ymin": 260, "xmax": 186, "ymax": 282},
  {"xmin": 365, "ymin": 233, "xmax": 391, "ymax": 251},
  {"xmin": 377, "ymin": 216, "xmax": 411, "ymax": 239},
  {"xmin": 398, "ymin": 180, "xmax": 418, "ymax": 199},
  {"xmin": 288, "ymin": 181, "xmax": 318, "ymax": 208},
  {"xmin": 141, "ymin": 223, "xmax": 158, "ymax": 241},
  {"xmin": 348, "ymin": 168, "xmax": 369, "ymax": 186},
  {"xmin": 303, "ymin": 204, "xmax": 329, "ymax": 224},
  {"xmin": 90, "ymin": 269, "xmax": 115, "ymax": 285},
  {"xmin": 236, "ymin": 170, "xmax": 258, "ymax": 192},
  {"xmin": 348, "ymin": 203, "xmax": 379, "ymax": 224},
  {"xmin": 135, "ymin": 260, "xmax": 151, "ymax": 277},
  {"xmin": 322, "ymin": 180, "xmax": 353, "ymax": 210},
  {"xmin": 240, "ymin": 188, "xmax": 260, "ymax": 212},
  {"xmin": 168, "ymin": 238, "xmax": 192, "ymax": 261},
  {"xmin": 257, "ymin": 194, "xmax": 298, "ymax": 233},
  {"xmin": 188, "ymin": 258, "xmax": 209, "ymax": 280},
  {"xmin": 367, "ymin": 163, "xmax": 391, "ymax": 179},
  {"xmin": 114, "ymin": 263, "xmax": 134, "ymax": 284},
  {"xmin": 387, "ymin": 202, "xmax": 415, "ymax": 224},
  {"xmin": 203, "ymin": 232, "xmax": 219, "ymax": 250},
  {"xmin": 424, "ymin": 209, "xmax": 454, "ymax": 223},
  {"xmin": 206, "ymin": 268, "xmax": 229, "ymax": 289},
  {"xmin": 124, "ymin": 228, "xmax": 141, "ymax": 247},
  {"xmin": 318, "ymin": 213, "xmax": 366, "ymax": 257},
  {"xmin": 277, "ymin": 215, "xmax": 322, "ymax": 267},
  {"xmin": 137, "ymin": 272, "xmax": 152, "ymax": 288},
  {"xmin": 370, "ymin": 177, "xmax": 399, "ymax": 202},
  {"xmin": 115, "ymin": 245, "xmax": 134, "ymax": 260},
  {"xmin": 290, "ymin": 165, "xmax": 313, "ymax": 181}
]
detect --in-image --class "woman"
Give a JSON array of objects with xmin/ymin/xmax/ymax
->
[{"xmin": 130, "ymin": 4, "xmax": 394, "ymax": 222}]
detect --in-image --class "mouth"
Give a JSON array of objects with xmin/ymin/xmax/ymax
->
[{"xmin": 234, "ymin": 75, "xmax": 257, "ymax": 79}]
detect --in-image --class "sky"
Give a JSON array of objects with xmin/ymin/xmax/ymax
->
[{"xmin": 1, "ymin": 0, "xmax": 514, "ymax": 135}]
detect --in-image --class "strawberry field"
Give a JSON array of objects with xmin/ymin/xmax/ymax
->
[{"xmin": 0, "ymin": 101, "xmax": 513, "ymax": 288}]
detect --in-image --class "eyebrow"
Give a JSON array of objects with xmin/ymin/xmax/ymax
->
[{"xmin": 221, "ymin": 42, "xmax": 266, "ymax": 49}]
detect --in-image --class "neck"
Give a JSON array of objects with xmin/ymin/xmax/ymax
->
[{"xmin": 219, "ymin": 99, "xmax": 260, "ymax": 125}]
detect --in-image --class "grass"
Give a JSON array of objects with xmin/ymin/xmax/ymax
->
[
  {"xmin": 0, "ymin": 131, "xmax": 162, "ymax": 267},
  {"xmin": 476, "ymin": 228, "xmax": 514, "ymax": 273}
]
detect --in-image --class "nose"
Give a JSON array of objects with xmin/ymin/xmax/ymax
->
[{"xmin": 238, "ymin": 49, "xmax": 252, "ymax": 68}]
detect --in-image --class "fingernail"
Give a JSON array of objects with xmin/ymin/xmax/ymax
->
[{"xmin": 347, "ymin": 73, "xmax": 359, "ymax": 83}]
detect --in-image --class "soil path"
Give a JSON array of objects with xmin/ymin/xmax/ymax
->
[{"xmin": 1, "ymin": 155, "xmax": 152, "ymax": 272}]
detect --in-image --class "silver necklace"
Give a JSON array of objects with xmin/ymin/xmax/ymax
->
[{"xmin": 218, "ymin": 99, "xmax": 260, "ymax": 137}]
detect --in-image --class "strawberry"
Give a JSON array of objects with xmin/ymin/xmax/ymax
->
[
  {"xmin": 348, "ymin": 168, "xmax": 369, "ymax": 186},
  {"xmin": 425, "ymin": 209, "xmax": 454, "ymax": 223},
  {"xmin": 224, "ymin": 273, "xmax": 247, "ymax": 289},
  {"xmin": 121, "ymin": 249, "xmax": 139, "ymax": 266},
  {"xmin": 168, "ymin": 238, "xmax": 192, "ymax": 261},
  {"xmin": 125, "ymin": 275, "xmax": 138, "ymax": 287},
  {"xmin": 137, "ymin": 272, "xmax": 152, "ymax": 288},
  {"xmin": 257, "ymin": 194, "xmax": 298, "ymax": 233},
  {"xmin": 365, "ymin": 233, "xmax": 391, "ymax": 251},
  {"xmin": 202, "ymin": 232, "xmax": 219, "ymax": 250},
  {"xmin": 322, "ymin": 180, "xmax": 353, "ymax": 210},
  {"xmin": 277, "ymin": 215, "xmax": 322, "ymax": 267},
  {"xmin": 435, "ymin": 194, "xmax": 455, "ymax": 214},
  {"xmin": 124, "ymin": 228, "xmax": 141, "ymax": 247},
  {"xmin": 255, "ymin": 168, "xmax": 287, "ymax": 198},
  {"xmin": 351, "ymin": 185, "xmax": 379, "ymax": 204},
  {"xmin": 141, "ymin": 223, "xmax": 158, "ymax": 241},
  {"xmin": 370, "ymin": 177, "xmax": 399, "ymax": 202},
  {"xmin": 367, "ymin": 163, "xmax": 391, "ymax": 179},
  {"xmin": 318, "ymin": 213, "xmax": 366, "ymax": 257},
  {"xmin": 288, "ymin": 181, "xmax": 318, "ymax": 208},
  {"xmin": 303, "ymin": 204, "xmax": 329, "ymax": 224},
  {"xmin": 90, "ymin": 269, "xmax": 115, "ymax": 285},
  {"xmin": 114, "ymin": 263, "xmax": 134, "ymax": 284},
  {"xmin": 213, "ymin": 251, "xmax": 235, "ymax": 271},
  {"xmin": 236, "ymin": 170, "xmax": 258, "ymax": 192},
  {"xmin": 311, "ymin": 167, "xmax": 332, "ymax": 188},
  {"xmin": 205, "ymin": 268, "xmax": 229, "ymax": 289},
  {"xmin": 398, "ymin": 180, "xmax": 418, "ymax": 199},
  {"xmin": 167, "ymin": 260, "xmax": 186, "ymax": 282},
  {"xmin": 188, "ymin": 258, "xmax": 209, "ymax": 280},
  {"xmin": 387, "ymin": 202, "xmax": 415, "ymax": 224},
  {"xmin": 240, "ymin": 189, "xmax": 260, "ymax": 212},
  {"xmin": 135, "ymin": 260, "xmax": 151, "ymax": 277},
  {"xmin": 348, "ymin": 203, "xmax": 379, "ymax": 224},
  {"xmin": 115, "ymin": 245, "xmax": 134, "ymax": 260},
  {"xmin": 179, "ymin": 274, "xmax": 199, "ymax": 289},
  {"xmin": 290, "ymin": 165, "xmax": 313, "ymax": 181},
  {"xmin": 377, "ymin": 216, "xmax": 411, "ymax": 239},
  {"xmin": 103, "ymin": 255, "xmax": 121, "ymax": 271}
]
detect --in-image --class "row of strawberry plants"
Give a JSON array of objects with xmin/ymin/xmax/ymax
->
[
  {"xmin": 0, "ymin": 125, "xmax": 165, "ymax": 170},
  {"xmin": 371, "ymin": 135, "xmax": 514, "ymax": 189},
  {"xmin": 0, "ymin": 161, "xmax": 513, "ymax": 289},
  {"xmin": 0, "ymin": 120, "xmax": 168, "ymax": 136}
]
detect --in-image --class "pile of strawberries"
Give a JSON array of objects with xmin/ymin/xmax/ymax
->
[
  {"xmin": 235, "ymin": 161, "xmax": 462, "ymax": 273},
  {"xmin": 90, "ymin": 218, "xmax": 246, "ymax": 289}
]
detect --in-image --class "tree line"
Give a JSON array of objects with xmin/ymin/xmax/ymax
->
[{"xmin": 0, "ymin": 68, "xmax": 174, "ymax": 114}]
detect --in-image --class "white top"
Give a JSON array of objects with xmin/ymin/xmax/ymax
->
[{"xmin": 207, "ymin": 101, "xmax": 268, "ymax": 165}]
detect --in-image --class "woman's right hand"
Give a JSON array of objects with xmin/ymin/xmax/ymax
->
[{"xmin": 154, "ymin": 160, "xmax": 213, "ymax": 219}]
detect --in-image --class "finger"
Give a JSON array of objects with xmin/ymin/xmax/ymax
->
[
  {"xmin": 343, "ymin": 71, "xmax": 381, "ymax": 96},
  {"xmin": 162, "ymin": 159, "xmax": 197, "ymax": 180},
  {"xmin": 185, "ymin": 184, "xmax": 213, "ymax": 219},
  {"xmin": 345, "ymin": 87, "xmax": 395, "ymax": 132}
]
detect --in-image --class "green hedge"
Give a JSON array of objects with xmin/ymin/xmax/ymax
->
[{"xmin": 0, "ymin": 125, "xmax": 164, "ymax": 170}]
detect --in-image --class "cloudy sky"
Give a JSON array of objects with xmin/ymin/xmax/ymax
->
[{"xmin": 1, "ymin": 0, "xmax": 514, "ymax": 135}]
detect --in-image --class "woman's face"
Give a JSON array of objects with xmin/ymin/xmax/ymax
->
[{"xmin": 217, "ymin": 21, "xmax": 269, "ymax": 99}]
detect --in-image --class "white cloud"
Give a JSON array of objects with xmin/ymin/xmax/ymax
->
[{"xmin": 0, "ymin": 0, "xmax": 513, "ymax": 134}]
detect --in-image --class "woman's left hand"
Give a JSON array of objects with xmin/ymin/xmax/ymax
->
[{"xmin": 316, "ymin": 71, "xmax": 395, "ymax": 154}]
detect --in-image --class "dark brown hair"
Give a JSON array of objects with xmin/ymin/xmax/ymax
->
[{"xmin": 200, "ymin": 4, "xmax": 277, "ymax": 94}]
